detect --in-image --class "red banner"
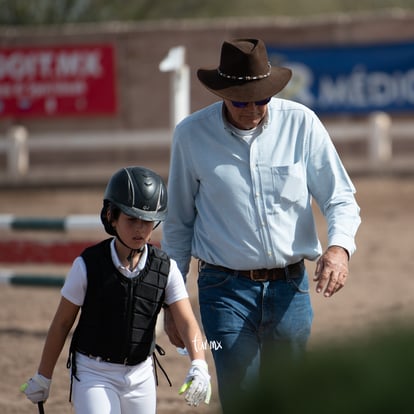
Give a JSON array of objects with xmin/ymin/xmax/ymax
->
[{"xmin": 0, "ymin": 44, "xmax": 117, "ymax": 117}]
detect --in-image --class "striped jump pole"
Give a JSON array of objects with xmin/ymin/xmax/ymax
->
[
  {"xmin": 0, "ymin": 215, "xmax": 161, "ymax": 265},
  {"xmin": 0, "ymin": 215, "xmax": 103, "ymax": 264},
  {"xmin": 0, "ymin": 270, "xmax": 65, "ymax": 288},
  {"xmin": 0, "ymin": 214, "xmax": 101, "ymax": 231},
  {"xmin": 0, "ymin": 239, "xmax": 161, "ymax": 264},
  {"xmin": 0, "ymin": 240, "xmax": 95, "ymax": 264}
]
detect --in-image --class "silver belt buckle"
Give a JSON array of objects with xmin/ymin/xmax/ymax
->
[{"xmin": 249, "ymin": 270, "xmax": 268, "ymax": 282}]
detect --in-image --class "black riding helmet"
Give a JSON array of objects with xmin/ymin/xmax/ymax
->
[{"xmin": 101, "ymin": 166, "xmax": 167, "ymax": 235}]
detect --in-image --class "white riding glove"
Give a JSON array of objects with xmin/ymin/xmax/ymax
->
[
  {"xmin": 179, "ymin": 359, "xmax": 211, "ymax": 406},
  {"xmin": 20, "ymin": 373, "xmax": 51, "ymax": 404}
]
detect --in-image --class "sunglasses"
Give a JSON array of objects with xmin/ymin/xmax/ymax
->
[{"xmin": 230, "ymin": 97, "xmax": 271, "ymax": 108}]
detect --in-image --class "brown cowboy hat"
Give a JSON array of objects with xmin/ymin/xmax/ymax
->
[{"xmin": 197, "ymin": 38, "xmax": 292, "ymax": 102}]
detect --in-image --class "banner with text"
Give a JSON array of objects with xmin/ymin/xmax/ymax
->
[
  {"xmin": 268, "ymin": 41, "xmax": 414, "ymax": 114},
  {"xmin": 0, "ymin": 44, "xmax": 117, "ymax": 117}
]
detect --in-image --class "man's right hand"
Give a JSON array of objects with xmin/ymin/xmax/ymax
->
[{"xmin": 163, "ymin": 306, "xmax": 185, "ymax": 348}]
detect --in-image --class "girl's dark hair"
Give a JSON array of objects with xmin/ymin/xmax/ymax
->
[{"xmin": 100, "ymin": 200, "xmax": 121, "ymax": 236}]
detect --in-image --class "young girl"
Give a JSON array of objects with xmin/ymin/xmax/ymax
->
[{"xmin": 21, "ymin": 166, "xmax": 211, "ymax": 413}]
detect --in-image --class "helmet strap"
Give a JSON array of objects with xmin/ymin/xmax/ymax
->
[
  {"xmin": 126, "ymin": 249, "xmax": 143, "ymax": 271},
  {"xmin": 115, "ymin": 232, "xmax": 144, "ymax": 271}
]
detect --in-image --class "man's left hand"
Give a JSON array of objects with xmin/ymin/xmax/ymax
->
[{"xmin": 313, "ymin": 245, "xmax": 349, "ymax": 297}]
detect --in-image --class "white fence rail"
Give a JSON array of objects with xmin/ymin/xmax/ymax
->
[
  {"xmin": 0, "ymin": 112, "xmax": 413, "ymax": 180},
  {"xmin": 0, "ymin": 128, "xmax": 171, "ymax": 180}
]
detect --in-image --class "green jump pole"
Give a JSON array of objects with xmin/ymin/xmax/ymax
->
[{"xmin": 0, "ymin": 274, "xmax": 65, "ymax": 288}]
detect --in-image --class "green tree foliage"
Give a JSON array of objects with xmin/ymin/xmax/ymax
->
[
  {"xmin": 226, "ymin": 325, "xmax": 414, "ymax": 414},
  {"xmin": 1, "ymin": 0, "xmax": 414, "ymax": 25}
]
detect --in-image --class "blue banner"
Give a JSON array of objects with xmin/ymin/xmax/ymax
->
[{"xmin": 268, "ymin": 41, "xmax": 414, "ymax": 114}]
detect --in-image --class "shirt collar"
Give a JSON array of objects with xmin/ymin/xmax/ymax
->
[{"xmin": 110, "ymin": 238, "xmax": 148, "ymax": 277}]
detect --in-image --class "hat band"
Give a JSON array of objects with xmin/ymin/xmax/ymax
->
[{"xmin": 217, "ymin": 62, "xmax": 271, "ymax": 81}]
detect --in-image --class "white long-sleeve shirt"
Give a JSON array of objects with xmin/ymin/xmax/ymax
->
[{"xmin": 162, "ymin": 98, "xmax": 361, "ymax": 277}]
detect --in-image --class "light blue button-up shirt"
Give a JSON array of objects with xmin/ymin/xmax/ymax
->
[{"xmin": 161, "ymin": 98, "xmax": 361, "ymax": 277}]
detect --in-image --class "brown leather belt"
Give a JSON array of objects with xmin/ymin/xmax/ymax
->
[{"xmin": 199, "ymin": 260, "xmax": 304, "ymax": 282}]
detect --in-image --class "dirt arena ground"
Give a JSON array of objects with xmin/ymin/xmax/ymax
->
[{"xmin": 1, "ymin": 174, "xmax": 414, "ymax": 414}]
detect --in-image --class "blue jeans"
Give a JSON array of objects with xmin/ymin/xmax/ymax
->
[{"xmin": 198, "ymin": 261, "xmax": 313, "ymax": 412}]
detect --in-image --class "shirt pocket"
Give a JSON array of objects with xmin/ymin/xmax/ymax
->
[{"xmin": 271, "ymin": 163, "xmax": 307, "ymax": 205}]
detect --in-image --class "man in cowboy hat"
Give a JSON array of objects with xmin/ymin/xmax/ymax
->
[{"xmin": 161, "ymin": 38, "xmax": 361, "ymax": 412}]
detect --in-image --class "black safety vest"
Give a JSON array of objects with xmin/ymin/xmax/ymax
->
[{"xmin": 70, "ymin": 238, "xmax": 170, "ymax": 365}]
